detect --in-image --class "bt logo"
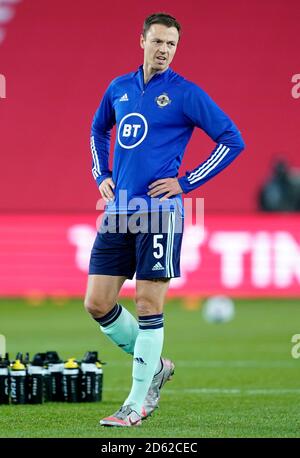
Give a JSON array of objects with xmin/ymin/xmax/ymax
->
[{"xmin": 117, "ymin": 113, "xmax": 148, "ymax": 149}]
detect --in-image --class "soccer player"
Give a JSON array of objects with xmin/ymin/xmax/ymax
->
[{"xmin": 85, "ymin": 12, "xmax": 245, "ymax": 427}]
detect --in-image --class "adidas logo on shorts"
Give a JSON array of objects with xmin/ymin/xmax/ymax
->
[{"xmin": 152, "ymin": 262, "xmax": 164, "ymax": 271}]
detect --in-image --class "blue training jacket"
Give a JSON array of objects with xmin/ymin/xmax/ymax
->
[{"xmin": 90, "ymin": 65, "xmax": 245, "ymax": 214}]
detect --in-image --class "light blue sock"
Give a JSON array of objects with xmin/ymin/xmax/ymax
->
[
  {"xmin": 94, "ymin": 304, "xmax": 138, "ymax": 355},
  {"xmin": 93, "ymin": 305, "xmax": 163, "ymax": 375},
  {"xmin": 123, "ymin": 314, "xmax": 164, "ymax": 415}
]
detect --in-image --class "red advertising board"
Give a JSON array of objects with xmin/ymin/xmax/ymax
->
[{"xmin": 0, "ymin": 214, "xmax": 299, "ymax": 297}]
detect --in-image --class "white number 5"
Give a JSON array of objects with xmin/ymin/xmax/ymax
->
[{"xmin": 153, "ymin": 234, "xmax": 164, "ymax": 259}]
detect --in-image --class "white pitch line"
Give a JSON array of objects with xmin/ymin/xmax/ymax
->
[
  {"xmin": 104, "ymin": 387, "xmax": 300, "ymax": 395},
  {"xmin": 106, "ymin": 360, "xmax": 299, "ymax": 368},
  {"xmin": 180, "ymin": 388, "xmax": 300, "ymax": 395},
  {"xmin": 174, "ymin": 361, "xmax": 299, "ymax": 368}
]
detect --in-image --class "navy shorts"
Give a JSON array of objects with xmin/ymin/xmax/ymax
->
[{"xmin": 89, "ymin": 211, "xmax": 184, "ymax": 280}]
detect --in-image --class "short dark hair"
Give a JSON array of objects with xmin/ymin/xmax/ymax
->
[{"xmin": 143, "ymin": 13, "xmax": 181, "ymax": 38}]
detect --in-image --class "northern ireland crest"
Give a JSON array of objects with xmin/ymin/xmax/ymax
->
[{"xmin": 155, "ymin": 93, "xmax": 171, "ymax": 108}]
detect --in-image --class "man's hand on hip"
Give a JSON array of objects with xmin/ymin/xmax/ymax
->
[
  {"xmin": 148, "ymin": 178, "xmax": 183, "ymax": 201},
  {"xmin": 99, "ymin": 177, "xmax": 115, "ymax": 202}
]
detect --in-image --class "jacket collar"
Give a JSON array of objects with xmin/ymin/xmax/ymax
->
[{"xmin": 137, "ymin": 65, "xmax": 171, "ymax": 89}]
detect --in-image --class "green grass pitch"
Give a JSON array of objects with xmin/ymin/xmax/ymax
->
[{"xmin": 0, "ymin": 297, "xmax": 299, "ymax": 438}]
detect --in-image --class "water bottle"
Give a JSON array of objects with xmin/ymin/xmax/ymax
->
[
  {"xmin": 43, "ymin": 362, "xmax": 51, "ymax": 402},
  {"xmin": 80, "ymin": 351, "xmax": 98, "ymax": 402},
  {"xmin": 80, "ymin": 351, "xmax": 104, "ymax": 402},
  {"xmin": 27, "ymin": 353, "xmax": 45, "ymax": 404},
  {"xmin": 10, "ymin": 359, "xmax": 27, "ymax": 404},
  {"xmin": 44, "ymin": 351, "xmax": 64, "ymax": 402},
  {"xmin": 23, "ymin": 352, "xmax": 32, "ymax": 402},
  {"xmin": 0, "ymin": 353, "xmax": 10, "ymax": 404},
  {"xmin": 95, "ymin": 361, "xmax": 103, "ymax": 402},
  {"xmin": 62, "ymin": 358, "xmax": 80, "ymax": 402}
]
